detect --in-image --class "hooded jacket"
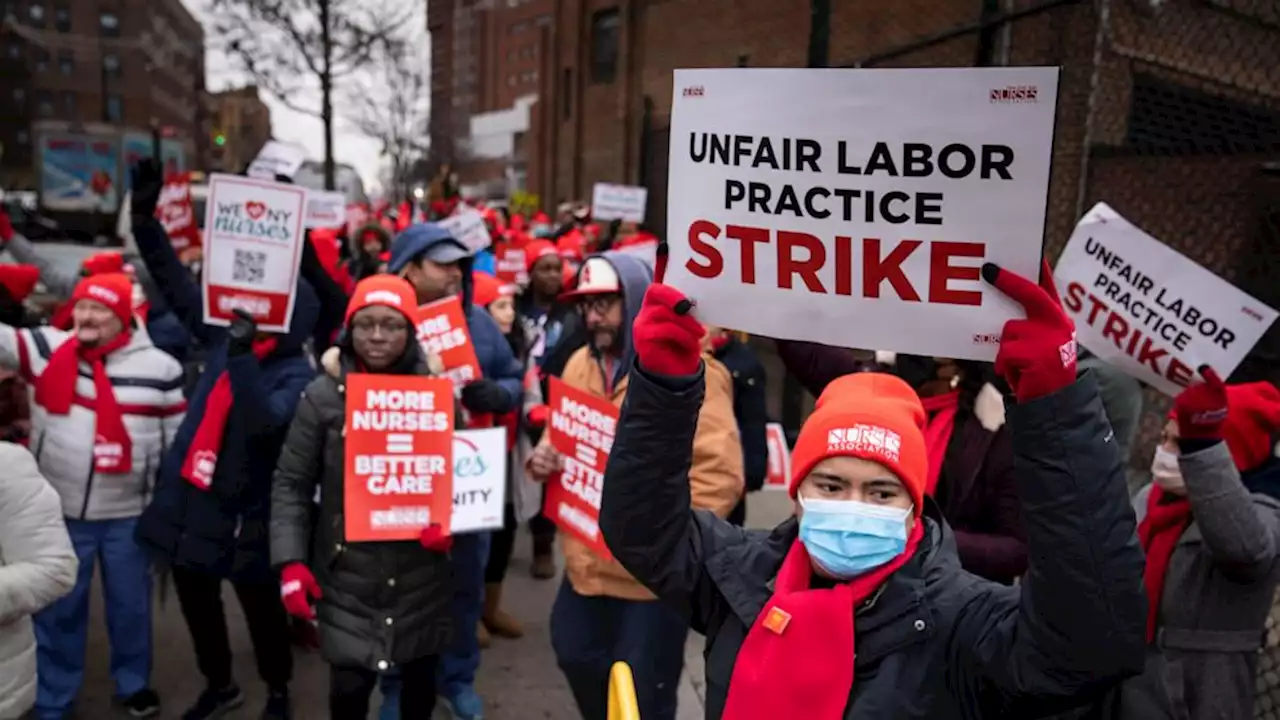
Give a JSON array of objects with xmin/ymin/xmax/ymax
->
[
  {"xmin": 601, "ymin": 365, "xmax": 1148, "ymax": 719},
  {"xmin": 545, "ymin": 252, "xmax": 744, "ymax": 600},
  {"xmin": 271, "ymin": 344, "xmax": 457, "ymax": 670},
  {"xmin": 130, "ymin": 216, "xmax": 320, "ymax": 582},
  {"xmin": 0, "ymin": 442, "xmax": 76, "ymax": 720}
]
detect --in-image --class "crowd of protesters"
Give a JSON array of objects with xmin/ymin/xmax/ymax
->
[{"xmin": 0, "ymin": 155, "xmax": 1277, "ymax": 720}]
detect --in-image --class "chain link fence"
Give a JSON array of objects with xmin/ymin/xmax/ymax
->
[{"xmin": 831, "ymin": 0, "xmax": 1280, "ymax": 713}]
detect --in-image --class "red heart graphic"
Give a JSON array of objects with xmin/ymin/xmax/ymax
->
[{"xmin": 245, "ymin": 201, "xmax": 266, "ymax": 220}]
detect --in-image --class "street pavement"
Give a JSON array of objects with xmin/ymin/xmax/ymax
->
[{"xmin": 74, "ymin": 492, "xmax": 796, "ymax": 719}]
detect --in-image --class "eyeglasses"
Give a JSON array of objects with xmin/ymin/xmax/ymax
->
[
  {"xmin": 577, "ymin": 295, "xmax": 621, "ymax": 316},
  {"xmin": 350, "ymin": 318, "xmax": 411, "ymax": 336}
]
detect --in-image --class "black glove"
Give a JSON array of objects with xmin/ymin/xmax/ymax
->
[
  {"xmin": 227, "ymin": 309, "xmax": 258, "ymax": 356},
  {"xmin": 460, "ymin": 379, "xmax": 510, "ymax": 414},
  {"xmin": 130, "ymin": 159, "xmax": 164, "ymax": 217}
]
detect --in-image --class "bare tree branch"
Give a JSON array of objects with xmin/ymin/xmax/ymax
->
[{"xmin": 341, "ymin": 40, "xmax": 430, "ymax": 199}]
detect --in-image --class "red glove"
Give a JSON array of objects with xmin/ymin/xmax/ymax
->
[
  {"xmin": 983, "ymin": 260, "xmax": 1077, "ymax": 402},
  {"xmin": 280, "ymin": 563, "xmax": 322, "ymax": 621},
  {"xmin": 1173, "ymin": 366, "xmax": 1228, "ymax": 440},
  {"xmin": 632, "ymin": 284, "xmax": 704, "ymax": 376},
  {"xmin": 526, "ymin": 404, "xmax": 549, "ymax": 428},
  {"xmin": 420, "ymin": 523, "xmax": 453, "ymax": 553},
  {"xmin": 0, "ymin": 207, "xmax": 13, "ymax": 244}
]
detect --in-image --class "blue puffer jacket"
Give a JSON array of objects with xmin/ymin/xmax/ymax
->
[
  {"xmin": 131, "ymin": 216, "xmax": 319, "ymax": 582},
  {"xmin": 144, "ymin": 308, "xmax": 190, "ymax": 364}
]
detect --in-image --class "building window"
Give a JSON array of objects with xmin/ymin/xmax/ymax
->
[
  {"xmin": 522, "ymin": 70, "xmax": 537, "ymax": 83},
  {"xmin": 561, "ymin": 68, "xmax": 572, "ymax": 120},
  {"xmin": 105, "ymin": 93, "xmax": 122, "ymax": 121},
  {"xmin": 54, "ymin": 5, "xmax": 70, "ymax": 32},
  {"xmin": 32, "ymin": 47, "xmax": 49, "ymax": 72},
  {"xmin": 57, "ymin": 50, "xmax": 72, "ymax": 74},
  {"xmin": 36, "ymin": 90, "xmax": 53, "ymax": 116},
  {"xmin": 61, "ymin": 90, "xmax": 75, "ymax": 116},
  {"xmin": 28, "ymin": 4, "xmax": 45, "ymax": 26},
  {"xmin": 508, "ymin": 20, "xmax": 529, "ymax": 34},
  {"xmin": 589, "ymin": 8, "xmax": 620, "ymax": 84},
  {"xmin": 102, "ymin": 53, "xmax": 120, "ymax": 77},
  {"xmin": 1126, "ymin": 73, "xmax": 1280, "ymax": 153},
  {"xmin": 99, "ymin": 11, "xmax": 120, "ymax": 36}
]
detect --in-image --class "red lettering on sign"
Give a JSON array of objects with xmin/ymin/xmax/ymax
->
[{"xmin": 1064, "ymin": 281, "xmax": 1194, "ymax": 388}]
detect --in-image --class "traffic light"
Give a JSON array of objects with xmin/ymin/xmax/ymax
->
[{"xmin": 214, "ymin": 133, "xmax": 226, "ymax": 146}]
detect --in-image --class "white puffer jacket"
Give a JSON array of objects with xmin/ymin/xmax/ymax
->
[
  {"xmin": 0, "ymin": 324, "xmax": 186, "ymax": 520},
  {"xmin": 0, "ymin": 442, "xmax": 77, "ymax": 719}
]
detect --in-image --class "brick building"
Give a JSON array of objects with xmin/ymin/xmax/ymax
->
[
  {"xmin": 528, "ymin": 0, "xmax": 1280, "ymax": 465},
  {"xmin": 0, "ymin": 0, "xmax": 205, "ymax": 223},
  {"xmin": 207, "ymin": 85, "xmax": 272, "ymax": 174}
]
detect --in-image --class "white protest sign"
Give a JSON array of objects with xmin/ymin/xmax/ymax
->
[
  {"xmin": 1054, "ymin": 202, "xmax": 1277, "ymax": 396},
  {"xmin": 664, "ymin": 67, "xmax": 1059, "ymax": 361},
  {"xmin": 200, "ymin": 173, "xmax": 307, "ymax": 332},
  {"xmin": 305, "ymin": 190, "xmax": 347, "ymax": 228},
  {"xmin": 592, "ymin": 183, "xmax": 648, "ymax": 223},
  {"xmin": 614, "ymin": 241, "xmax": 659, "ymax": 271},
  {"xmin": 246, "ymin": 140, "xmax": 307, "ymax": 181},
  {"xmin": 438, "ymin": 209, "xmax": 491, "ymax": 253},
  {"xmin": 450, "ymin": 428, "xmax": 507, "ymax": 534}
]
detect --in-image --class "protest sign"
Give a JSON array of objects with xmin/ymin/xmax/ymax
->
[
  {"xmin": 664, "ymin": 67, "xmax": 1059, "ymax": 362},
  {"xmin": 156, "ymin": 172, "xmax": 199, "ymax": 250},
  {"xmin": 416, "ymin": 296, "xmax": 483, "ymax": 391},
  {"xmin": 450, "ymin": 428, "xmax": 507, "ymax": 533},
  {"xmin": 200, "ymin": 173, "xmax": 307, "ymax": 332},
  {"xmin": 762, "ymin": 422, "xmax": 792, "ymax": 491},
  {"xmin": 591, "ymin": 183, "xmax": 648, "ymax": 223},
  {"xmin": 1054, "ymin": 203, "xmax": 1278, "ymax": 396},
  {"xmin": 544, "ymin": 377, "xmax": 616, "ymax": 559},
  {"xmin": 439, "ymin": 209, "xmax": 492, "ymax": 253},
  {"xmin": 246, "ymin": 140, "xmax": 306, "ymax": 181},
  {"xmin": 345, "ymin": 203, "xmax": 369, "ymax": 230},
  {"xmin": 305, "ymin": 190, "xmax": 347, "ymax": 228},
  {"xmin": 495, "ymin": 247, "xmax": 528, "ymax": 285},
  {"xmin": 614, "ymin": 240, "xmax": 659, "ymax": 271},
  {"xmin": 343, "ymin": 374, "xmax": 454, "ymax": 542}
]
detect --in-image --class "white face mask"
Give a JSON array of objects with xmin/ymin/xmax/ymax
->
[
  {"xmin": 1151, "ymin": 446, "xmax": 1185, "ymax": 493},
  {"xmin": 131, "ymin": 283, "xmax": 146, "ymax": 311}
]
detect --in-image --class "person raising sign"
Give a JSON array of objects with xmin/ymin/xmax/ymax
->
[{"xmin": 599, "ymin": 261, "xmax": 1147, "ymax": 719}]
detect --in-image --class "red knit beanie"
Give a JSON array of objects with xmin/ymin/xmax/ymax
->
[
  {"xmin": 788, "ymin": 372, "xmax": 929, "ymax": 515},
  {"xmin": 1222, "ymin": 382, "xmax": 1280, "ymax": 472},
  {"xmin": 344, "ymin": 274, "xmax": 417, "ymax": 326},
  {"xmin": 81, "ymin": 251, "xmax": 125, "ymax": 277},
  {"xmin": 472, "ymin": 271, "xmax": 514, "ymax": 308},
  {"xmin": 524, "ymin": 240, "xmax": 559, "ymax": 272},
  {"xmin": 0, "ymin": 264, "xmax": 41, "ymax": 302},
  {"xmin": 71, "ymin": 273, "xmax": 133, "ymax": 327}
]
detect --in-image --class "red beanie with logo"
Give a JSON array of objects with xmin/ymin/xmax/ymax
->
[
  {"xmin": 344, "ymin": 274, "xmax": 418, "ymax": 326},
  {"xmin": 788, "ymin": 372, "xmax": 929, "ymax": 515},
  {"xmin": 524, "ymin": 240, "xmax": 559, "ymax": 272},
  {"xmin": 1222, "ymin": 382, "xmax": 1280, "ymax": 472},
  {"xmin": 71, "ymin": 273, "xmax": 133, "ymax": 326}
]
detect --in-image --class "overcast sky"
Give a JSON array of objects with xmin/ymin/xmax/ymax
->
[{"xmin": 181, "ymin": 0, "xmax": 423, "ymax": 196}]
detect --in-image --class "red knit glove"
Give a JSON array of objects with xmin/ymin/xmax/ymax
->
[
  {"xmin": 632, "ymin": 284, "xmax": 704, "ymax": 376},
  {"xmin": 280, "ymin": 563, "xmax": 322, "ymax": 621},
  {"xmin": 0, "ymin": 207, "xmax": 13, "ymax": 244},
  {"xmin": 983, "ymin": 261, "xmax": 1077, "ymax": 402},
  {"xmin": 1174, "ymin": 366, "xmax": 1228, "ymax": 440},
  {"xmin": 419, "ymin": 523, "xmax": 453, "ymax": 553},
  {"xmin": 526, "ymin": 404, "xmax": 549, "ymax": 428}
]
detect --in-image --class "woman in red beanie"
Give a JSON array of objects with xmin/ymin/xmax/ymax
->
[
  {"xmin": 1115, "ymin": 372, "xmax": 1280, "ymax": 719},
  {"xmin": 599, "ymin": 261, "xmax": 1148, "ymax": 719}
]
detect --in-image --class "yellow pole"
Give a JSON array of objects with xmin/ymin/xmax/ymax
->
[{"xmin": 607, "ymin": 661, "xmax": 642, "ymax": 720}]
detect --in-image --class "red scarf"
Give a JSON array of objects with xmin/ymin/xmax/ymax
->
[
  {"xmin": 181, "ymin": 338, "xmax": 277, "ymax": 490},
  {"xmin": 1137, "ymin": 486, "xmax": 1192, "ymax": 642},
  {"xmin": 722, "ymin": 522, "xmax": 925, "ymax": 720},
  {"xmin": 920, "ymin": 391, "xmax": 959, "ymax": 497},
  {"xmin": 36, "ymin": 332, "xmax": 134, "ymax": 473}
]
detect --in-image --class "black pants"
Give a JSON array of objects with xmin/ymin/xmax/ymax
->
[
  {"xmin": 485, "ymin": 503, "xmax": 517, "ymax": 584},
  {"xmin": 529, "ymin": 484, "xmax": 557, "ymax": 540},
  {"xmin": 330, "ymin": 655, "xmax": 438, "ymax": 719},
  {"xmin": 171, "ymin": 566, "xmax": 293, "ymax": 691}
]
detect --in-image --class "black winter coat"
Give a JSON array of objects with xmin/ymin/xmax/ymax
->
[
  {"xmin": 600, "ymin": 364, "xmax": 1148, "ymax": 719},
  {"xmin": 712, "ymin": 338, "xmax": 768, "ymax": 493},
  {"xmin": 270, "ymin": 349, "xmax": 455, "ymax": 670}
]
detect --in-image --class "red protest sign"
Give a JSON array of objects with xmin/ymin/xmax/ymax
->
[
  {"xmin": 343, "ymin": 373, "xmax": 455, "ymax": 542},
  {"xmin": 416, "ymin": 296, "xmax": 483, "ymax": 391},
  {"xmin": 543, "ymin": 377, "xmax": 616, "ymax": 559},
  {"xmin": 495, "ymin": 246, "xmax": 528, "ymax": 285},
  {"xmin": 762, "ymin": 422, "xmax": 792, "ymax": 491},
  {"xmin": 156, "ymin": 172, "xmax": 199, "ymax": 250}
]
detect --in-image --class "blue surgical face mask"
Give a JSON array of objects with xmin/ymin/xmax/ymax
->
[{"xmin": 798, "ymin": 497, "xmax": 912, "ymax": 579}]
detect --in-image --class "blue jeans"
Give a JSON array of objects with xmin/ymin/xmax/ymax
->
[
  {"xmin": 34, "ymin": 517, "xmax": 152, "ymax": 719},
  {"xmin": 378, "ymin": 671, "xmax": 401, "ymax": 720},
  {"xmin": 438, "ymin": 531, "xmax": 491, "ymax": 697},
  {"xmin": 549, "ymin": 579, "xmax": 688, "ymax": 720}
]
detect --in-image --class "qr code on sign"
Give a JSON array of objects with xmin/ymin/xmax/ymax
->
[{"xmin": 233, "ymin": 249, "xmax": 267, "ymax": 284}]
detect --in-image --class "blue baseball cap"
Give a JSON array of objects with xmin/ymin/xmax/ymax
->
[{"xmin": 387, "ymin": 223, "xmax": 471, "ymax": 274}]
